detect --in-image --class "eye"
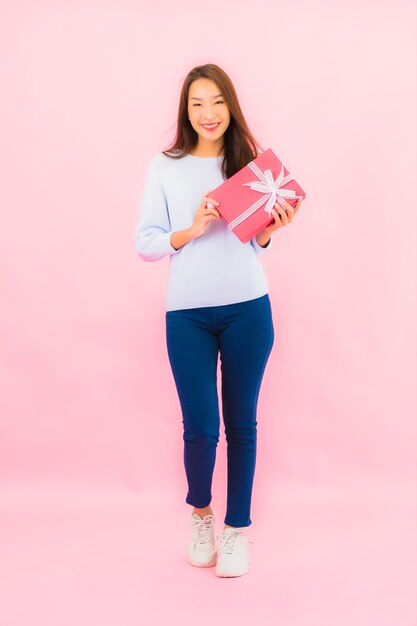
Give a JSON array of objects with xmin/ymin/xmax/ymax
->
[{"xmin": 192, "ymin": 100, "xmax": 224, "ymax": 107}]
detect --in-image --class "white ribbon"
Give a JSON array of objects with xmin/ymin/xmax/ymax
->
[{"xmin": 228, "ymin": 160, "xmax": 302, "ymax": 232}]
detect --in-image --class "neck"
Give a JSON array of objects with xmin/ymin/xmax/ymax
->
[{"xmin": 191, "ymin": 138, "xmax": 224, "ymax": 158}]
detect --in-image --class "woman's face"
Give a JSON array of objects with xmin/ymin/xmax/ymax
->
[{"xmin": 187, "ymin": 78, "xmax": 230, "ymax": 151}]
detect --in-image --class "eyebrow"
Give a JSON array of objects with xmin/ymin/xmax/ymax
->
[{"xmin": 190, "ymin": 94, "xmax": 223, "ymax": 100}]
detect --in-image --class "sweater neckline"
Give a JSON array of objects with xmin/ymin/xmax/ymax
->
[{"xmin": 185, "ymin": 153, "xmax": 223, "ymax": 160}]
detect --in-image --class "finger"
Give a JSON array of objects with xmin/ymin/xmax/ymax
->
[
  {"xmin": 205, "ymin": 196, "xmax": 220, "ymax": 206},
  {"xmin": 274, "ymin": 201, "xmax": 288, "ymax": 217},
  {"xmin": 205, "ymin": 208, "xmax": 221, "ymax": 220},
  {"xmin": 270, "ymin": 208, "xmax": 283, "ymax": 227},
  {"xmin": 284, "ymin": 201, "xmax": 295, "ymax": 220},
  {"xmin": 276, "ymin": 203, "xmax": 289, "ymax": 225},
  {"xmin": 204, "ymin": 213, "xmax": 220, "ymax": 223}
]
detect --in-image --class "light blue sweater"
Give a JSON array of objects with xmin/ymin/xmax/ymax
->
[{"xmin": 134, "ymin": 152, "xmax": 272, "ymax": 311}]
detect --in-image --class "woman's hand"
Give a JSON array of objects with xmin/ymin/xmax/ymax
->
[
  {"xmin": 256, "ymin": 198, "xmax": 303, "ymax": 248},
  {"xmin": 267, "ymin": 197, "xmax": 303, "ymax": 233},
  {"xmin": 189, "ymin": 190, "xmax": 221, "ymax": 239},
  {"xmin": 255, "ymin": 197, "xmax": 303, "ymax": 247}
]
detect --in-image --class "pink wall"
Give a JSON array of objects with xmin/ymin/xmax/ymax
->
[
  {"xmin": 0, "ymin": 1, "xmax": 415, "ymax": 624},
  {"xmin": 0, "ymin": 1, "xmax": 415, "ymax": 496}
]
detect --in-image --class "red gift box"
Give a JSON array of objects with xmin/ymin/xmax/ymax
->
[{"xmin": 209, "ymin": 148, "xmax": 306, "ymax": 243}]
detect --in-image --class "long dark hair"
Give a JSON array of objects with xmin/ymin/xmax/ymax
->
[{"xmin": 162, "ymin": 63, "xmax": 266, "ymax": 180}]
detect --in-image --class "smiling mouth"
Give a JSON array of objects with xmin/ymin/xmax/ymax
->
[{"xmin": 202, "ymin": 123, "xmax": 220, "ymax": 130}]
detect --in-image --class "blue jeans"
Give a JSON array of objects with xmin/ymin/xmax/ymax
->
[{"xmin": 165, "ymin": 294, "xmax": 274, "ymax": 528}]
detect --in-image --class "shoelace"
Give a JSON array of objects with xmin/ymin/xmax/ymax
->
[
  {"xmin": 192, "ymin": 515, "xmax": 215, "ymax": 545},
  {"xmin": 217, "ymin": 529, "xmax": 254, "ymax": 555}
]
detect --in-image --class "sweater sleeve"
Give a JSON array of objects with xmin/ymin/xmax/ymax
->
[
  {"xmin": 134, "ymin": 155, "xmax": 181, "ymax": 262},
  {"xmin": 250, "ymin": 234, "xmax": 273, "ymax": 256}
]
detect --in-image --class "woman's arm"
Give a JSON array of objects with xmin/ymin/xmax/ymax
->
[
  {"xmin": 170, "ymin": 228, "xmax": 196, "ymax": 251},
  {"xmin": 250, "ymin": 230, "xmax": 272, "ymax": 256},
  {"xmin": 255, "ymin": 231, "xmax": 272, "ymax": 248},
  {"xmin": 134, "ymin": 155, "xmax": 180, "ymax": 262}
]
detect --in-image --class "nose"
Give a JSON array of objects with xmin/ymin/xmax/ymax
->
[{"xmin": 200, "ymin": 105, "xmax": 217, "ymax": 120}]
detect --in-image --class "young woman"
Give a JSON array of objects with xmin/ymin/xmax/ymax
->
[{"xmin": 135, "ymin": 63, "xmax": 301, "ymax": 577}]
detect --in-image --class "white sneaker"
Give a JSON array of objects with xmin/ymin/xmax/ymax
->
[
  {"xmin": 188, "ymin": 512, "xmax": 217, "ymax": 567},
  {"xmin": 215, "ymin": 527, "xmax": 252, "ymax": 577}
]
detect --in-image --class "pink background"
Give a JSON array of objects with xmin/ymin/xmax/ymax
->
[{"xmin": 0, "ymin": 1, "xmax": 416, "ymax": 625}]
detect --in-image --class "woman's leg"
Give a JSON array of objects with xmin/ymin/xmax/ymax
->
[
  {"xmin": 165, "ymin": 308, "xmax": 220, "ymax": 509},
  {"xmin": 217, "ymin": 295, "xmax": 275, "ymax": 528}
]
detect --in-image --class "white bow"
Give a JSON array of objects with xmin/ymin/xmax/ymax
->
[{"xmin": 228, "ymin": 161, "xmax": 302, "ymax": 232}]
